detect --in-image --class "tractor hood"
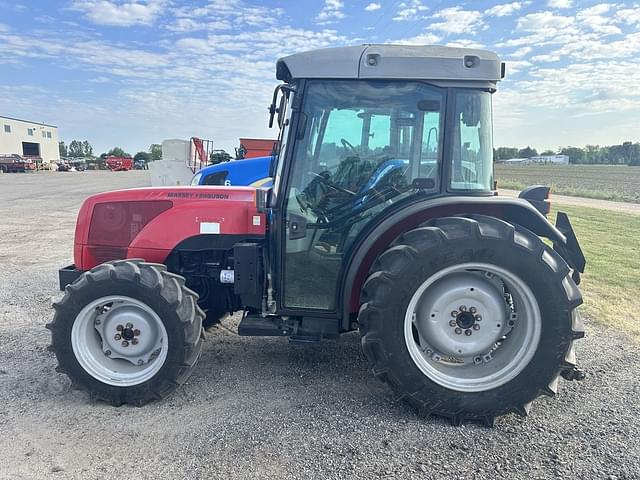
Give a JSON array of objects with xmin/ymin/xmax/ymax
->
[{"xmin": 73, "ymin": 186, "xmax": 266, "ymax": 270}]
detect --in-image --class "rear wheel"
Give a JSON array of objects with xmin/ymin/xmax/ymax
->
[
  {"xmin": 358, "ymin": 215, "xmax": 584, "ymax": 425},
  {"xmin": 47, "ymin": 260, "xmax": 204, "ymax": 406}
]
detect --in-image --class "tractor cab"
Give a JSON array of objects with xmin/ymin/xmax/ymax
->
[{"xmin": 266, "ymin": 45, "xmax": 501, "ymax": 313}]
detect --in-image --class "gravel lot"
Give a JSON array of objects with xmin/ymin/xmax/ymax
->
[{"xmin": 1, "ymin": 171, "xmax": 639, "ymax": 480}]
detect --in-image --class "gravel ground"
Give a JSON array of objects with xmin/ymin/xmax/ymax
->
[{"xmin": 1, "ymin": 171, "xmax": 639, "ymax": 480}]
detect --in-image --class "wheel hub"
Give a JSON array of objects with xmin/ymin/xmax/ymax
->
[
  {"xmin": 413, "ymin": 272, "xmax": 507, "ymax": 359},
  {"xmin": 94, "ymin": 302, "xmax": 164, "ymax": 365}
]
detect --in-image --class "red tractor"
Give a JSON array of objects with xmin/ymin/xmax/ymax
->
[{"xmin": 49, "ymin": 45, "xmax": 586, "ymax": 425}]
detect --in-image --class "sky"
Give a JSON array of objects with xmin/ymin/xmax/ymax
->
[{"xmin": 0, "ymin": 0, "xmax": 639, "ymax": 155}]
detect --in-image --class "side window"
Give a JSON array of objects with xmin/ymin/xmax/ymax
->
[
  {"xmin": 451, "ymin": 92, "xmax": 494, "ymax": 191},
  {"xmin": 3, "ymin": 125, "xmax": 10, "ymax": 133},
  {"xmin": 202, "ymin": 171, "xmax": 228, "ymax": 185},
  {"xmin": 318, "ymin": 109, "xmax": 363, "ymax": 170}
]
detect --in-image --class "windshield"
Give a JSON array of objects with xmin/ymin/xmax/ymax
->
[{"xmin": 282, "ymin": 80, "xmax": 445, "ymax": 310}]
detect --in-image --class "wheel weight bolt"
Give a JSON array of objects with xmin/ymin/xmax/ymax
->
[
  {"xmin": 114, "ymin": 334, "xmax": 121, "ymax": 341},
  {"xmin": 473, "ymin": 324, "xmax": 480, "ymax": 331},
  {"xmin": 449, "ymin": 320, "xmax": 457, "ymax": 327},
  {"xmin": 121, "ymin": 340, "xmax": 129, "ymax": 347},
  {"xmin": 464, "ymin": 329, "xmax": 472, "ymax": 336},
  {"xmin": 454, "ymin": 328, "xmax": 462, "ymax": 335}
]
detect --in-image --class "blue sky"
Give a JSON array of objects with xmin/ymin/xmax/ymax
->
[{"xmin": 0, "ymin": 0, "xmax": 639, "ymax": 154}]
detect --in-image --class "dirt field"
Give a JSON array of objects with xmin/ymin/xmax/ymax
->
[
  {"xmin": 495, "ymin": 164, "xmax": 640, "ymax": 203},
  {"xmin": 1, "ymin": 171, "xmax": 639, "ymax": 480}
]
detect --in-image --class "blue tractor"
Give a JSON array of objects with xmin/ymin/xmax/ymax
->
[{"xmin": 191, "ymin": 155, "xmax": 273, "ymax": 187}]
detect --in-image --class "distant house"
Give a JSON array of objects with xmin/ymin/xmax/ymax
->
[
  {"xmin": 497, "ymin": 155, "xmax": 569, "ymax": 165},
  {"xmin": 0, "ymin": 115, "xmax": 60, "ymax": 163},
  {"xmin": 530, "ymin": 155, "xmax": 569, "ymax": 165}
]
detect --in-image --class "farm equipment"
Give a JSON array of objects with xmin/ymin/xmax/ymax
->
[
  {"xmin": 48, "ymin": 45, "xmax": 586, "ymax": 424},
  {"xmin": 0, "ymin": 154, "xmax": 36, "ymax": 173},
  {"xmin": 105, "ymin": 156, "xmax": 133, "ymax": 171}
]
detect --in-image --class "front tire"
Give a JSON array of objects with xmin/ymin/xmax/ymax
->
[
  {"xmin": 47, "ymin": 260, "xmax": 204, "ymax": 406},
  {"xmin": 358, "ymin": 215, "xmax": 584, "ymax": 425}
]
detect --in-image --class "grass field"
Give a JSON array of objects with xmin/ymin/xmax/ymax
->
[
  {"xmin": 496, "ymin": 164, "xmax": 640, "ymax": 203},
  {"xmin": 551, "ymin": 203, "xmax": 640, "ymax": 338}
]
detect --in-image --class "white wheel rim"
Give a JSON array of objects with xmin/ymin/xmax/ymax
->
[
  {"xmin": 71, "ymin": 295, "xmax": 168, "ymax": 387},
  {"xmin": 404, "ymin": 263, "xmax": 541, "ymax": 392}
]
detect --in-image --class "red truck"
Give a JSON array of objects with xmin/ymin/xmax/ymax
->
[
  {"xmin": 0, "ymin": 154, "xmax": 36, "ymax": 173},
  {"xmin": 105, "ymin": 156, "xmax": 133, "ymax": 171}
]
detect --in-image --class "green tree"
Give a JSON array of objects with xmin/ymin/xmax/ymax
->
[
  {"xmin": 494, "ymin": 147, "xmax": 519, "ymax": 161},
  {"xmin": 559, "ymin": 146, "xmax": 585, "ymax": 164},
  {"xmin": 149, "ymin": 144, "xmax": 162, "ymax": 161},
  {"xmin": 540, "ymin": 149, "xmax": 556, "ymax": 156},
  {"xmin": 59, "ymin": 141, "xmax": 68, "ymax": 157},
  {"xmin": 82, "ymin": 140, "xmax": 93, "ymax": 157},
  {"xmin": 134, "ymin": 151, "xmax": 151, "ymax": 162},
  {"xmin": 517, "ymin": 146, "xmax": 538, "ymax": 158},
  {"xmin": 107, "ymin": 147, "xmax": 130, "ymax": 157}
]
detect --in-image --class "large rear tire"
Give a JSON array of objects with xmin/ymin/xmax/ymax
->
[
  {"xmin": 358, "ymin": 215, "xmax": 584, "ymax": 425},
  {"xmin": 47, "ymin": 260, "xmax": 204, "ymax": 406}
]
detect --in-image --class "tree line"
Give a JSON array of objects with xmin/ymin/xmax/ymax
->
[
  {"xmin": 59, "ymin": 141, "xmax": 162, "ymax": 162},
  {"xmin": 494, "ymin": 141, "xmax": 640, "ymax": 166}
]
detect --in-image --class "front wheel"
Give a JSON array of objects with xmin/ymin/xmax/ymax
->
[
  {"xmin": 47, "ymin": 260, "xmax": 204, "ymax": 406},
  {"xmin": 358, "ymin": 215, "xmax": 584, "ymax": 425}
]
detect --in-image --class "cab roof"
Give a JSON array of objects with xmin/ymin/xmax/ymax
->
[{"xmin": 276, "ymin": 44, "xmax": 504, "ymax": 88}]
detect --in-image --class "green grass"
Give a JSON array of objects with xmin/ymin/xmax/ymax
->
[
  {"xmin": 550, "ymin": 203, "xmax": 640, "ymax": 337},
  {"xmin": 496, "ymin": 164, "xmax": 640, "ymax": 203}
]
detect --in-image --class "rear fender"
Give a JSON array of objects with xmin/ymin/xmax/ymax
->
[{"xmin": 340, "ymin": 196, "xmax": 576, "ymax": 330}]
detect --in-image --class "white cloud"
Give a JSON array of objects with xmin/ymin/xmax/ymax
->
[
  {"xmin": 69, "ymin": 0, "xmax": 166, "ymax": 27},
  {"xmin": 547, "ymin": 0, "xmax": 573, "ymax": 8},
  {"xmin": 316, "ymin": 0, "xmax": 345, "ymax": 24},
  {"xmin": 365, "ymin": 3, "xmax": 381, "ymax": 12},
  {"xmin": 616, "ymin": 7, "xmax": 640, "ymax": 24},
  {"xmin": 487, "ymin": 2, "xmax": 527, "ymax": 17},
  {"xmin": 394, "ymin": 32, "xmax": 442, "ymax": 45},
  {"xmin": 393, "ymin": 0, "xmax": 428, "ymax": 21},
  {"xmin": 577, "ymin": 3, "xmax": 621, "ymax": 35},
  {"xmin": 516, "ymin": 11, "xmax": 574, "ymax": 31},
  {"xmin": 428, "ymin": 7, "xmax": 484, "ymax": 34}
]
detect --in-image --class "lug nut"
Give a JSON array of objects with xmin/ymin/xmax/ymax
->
[
  {"xmin": 104, "ymin": 350, "xmax": 111, "ymax": 356},
  {"xmin": 114, "ymin": 333, "xmax": 121, "ymax": 340},
  {"xmin": 475, "ymin": 315, "xmax": 482, "ymax": 322},
  {"xmin": 474, "ymin": 356, "xmax": 483, "ymax": 364},
  {"xmin": 126, "ymin": 323, "xmax": 133, "ymax": 329},
  {"xmin": 473, "ymin": 324, "xmax": 480, "ymax": 331},
  {"xmin": 137, "ymin": 360, "xmax": 144, "ymax": 366},
  {"xmin": 459, "ymin": 305, "xmax": 467, "ymax": 312},
  {"xmin": 116, "ymin": 325, "xmax": 123, "ymax": 332},
  {"xmin": 465, "ymin": 329, "xmax": 472, "ymax": 336},
  {"xmin": 451, "ymin": 310, "xmax": 458, "ymax": 318},
  {"xmin": 131, "ymin": 338, "xmax": 139, "ymax": 345},
  {"xmin": 133, "ymin": 329, "xmax": 141, "ymax": 336},
  {"xmin": 449, "ymin": 320, "xmax": 457, "ymax": 327},
  {"xmin": 469, "ymin": 307, "xmax": 477, "ymax": 314},
  {"xmin": 121, "ymin": 340, "xmax": 129, "ymax": 347},
  {"xmin": 454, "ymin": 328, "xmax": 462, "ymax": 335}
]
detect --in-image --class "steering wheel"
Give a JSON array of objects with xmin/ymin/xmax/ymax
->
[
  {"xmin": 340, "ymin": 138, "xmax": 357, "ymax": 153},
  {"xmin": 308, "ymin": 172, "xmax": 357, "ymax": 196}
]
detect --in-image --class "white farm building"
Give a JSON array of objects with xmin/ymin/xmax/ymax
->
[{"xmin": 0, "ymin": 115, "xmax": 60, "ymax": 163}]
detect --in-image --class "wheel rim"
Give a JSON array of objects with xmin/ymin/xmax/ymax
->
[
  {"xmin": 71, "ymin": 296, "xmax": 168, "ymax": 387},
  {"xmin": 404, "ymin": 263, "xmax": 541, "ymax": 393}
]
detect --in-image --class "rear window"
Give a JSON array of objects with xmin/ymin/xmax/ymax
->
[{"xmin": 202, "ymin": 171, "xmax": 229, "ymax": 185}]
